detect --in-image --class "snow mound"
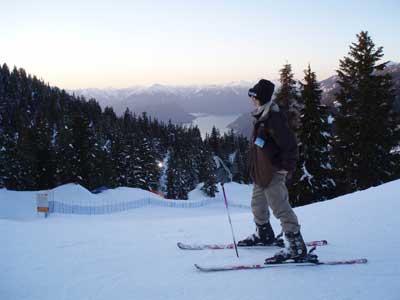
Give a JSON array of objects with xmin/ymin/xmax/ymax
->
[{"xmin": 98, "ymin": 186, "xmax": 163, "ymax": 201}]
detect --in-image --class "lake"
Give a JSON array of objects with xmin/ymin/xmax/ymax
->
[{"xmin": 188, "ymin": 113, "xmax": 241, "ymax": 139}]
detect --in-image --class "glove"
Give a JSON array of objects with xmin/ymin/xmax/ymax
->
[
  {"xmin": 276, "ymin": 170, "xmax": 288, "ymax": 176},
  {"xmin": 276, "ymin": 170, "xmax": 293, "ymax": 187}
]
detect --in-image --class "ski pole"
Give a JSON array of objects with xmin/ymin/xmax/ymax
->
[{"xmin": 221, "ymin": 183, "xmax": 239, "ymax": 258}]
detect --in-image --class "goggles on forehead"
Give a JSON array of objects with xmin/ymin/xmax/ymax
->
[{"xmin": 248, "ymin": 90, "xmax": 257, "ymax": 98}]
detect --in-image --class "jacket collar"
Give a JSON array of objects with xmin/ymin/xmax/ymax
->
[{"xmin": 252, "ymin": 101, "xmax": 278, "ymax": 122}]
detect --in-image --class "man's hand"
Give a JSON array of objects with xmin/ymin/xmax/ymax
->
[
  {"xmin": 277, "ymin": 170, "xmax": 288, "ymax": 176},
  {"xmin": 277, "ymin": 170, "xmax": 294, "ymax": 186}
]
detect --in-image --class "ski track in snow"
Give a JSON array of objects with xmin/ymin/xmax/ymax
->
[{"xmin": 1, "ymin": 181, "xmax": 400, "ymax": 300}]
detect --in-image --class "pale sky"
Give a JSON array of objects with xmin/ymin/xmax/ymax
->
[{"xmin": 1, "ymin": 0, "xmax": 399, "ymax": 89}]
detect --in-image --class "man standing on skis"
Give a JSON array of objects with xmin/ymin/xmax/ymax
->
[{"xmin": 237, "ymin": 79, "xmax": 307, "ymax": 262}]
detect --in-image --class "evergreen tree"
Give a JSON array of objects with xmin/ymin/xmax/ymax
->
[
  {"xmin": 332, "ymin": 31, "xmax": 400, "ymax": 194},
  {"xmin": 230, "ymin": 134, "xmax": 250, "ymax": 184},
  {"xmin": 185, "ymin": 126, "xmax": 203, "ymax": 190},
  {"xmin": 290, "ymin": 65, "xmax": 336, "ymax": 206},
  {"xmin": 139, "ymin": 135, "xmax": 160, "ymax": 190},
  {"xmin": 232, "ymin": 148, "xmax": 247, "ymax": 183},
  {"xmin": 165, "ymin": 125, "xmax": 204, "ymax": 200},
  {"xmin": 16, "ymin": 126, "xmax": 38, "ymax": 189},
  {"xmin": 55, "ymin": 115, "xmax": 74, "ymax": 185},
  {"xmin": 95, "ymin": 106, "xmax": 118, "ymax": 188},
  {"xmin": 111, "ymin": 122, "xmax": 129, "ymax": 187},
  {"xmin": 208, "ymin": 126, "xmax": 221, "ymax": 156},
  {"xmin": 0, "ymin": 127, "xmax": 20, "ymax": 189},
  {"xmin": 199, "ymin": 146, "xmax": 218, "ymax": 197},
  {"xmin": 33, "ymin": 113, "xmax": 57, "ymax": 189},
  {"xmin": 275, "ymin": 63, "xmax": 302, "ymax": 133},
  {"xmin": 221, "ymin": 129, "xmax": 236, "ymax": 160},
  {"xmin": 166, "ymin": 149, "xmax": 183, "ymax": 199},
  {"xmin": 69, "ymin": 111, "xmax": 98, "ymax": 189}
]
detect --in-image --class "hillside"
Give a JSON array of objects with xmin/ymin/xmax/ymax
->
[
  {"xmin": 320, "ymin": 61, "xmax": 400, "ymax": 110},
  {"xmin": 1, "ymin": 180, "xmax": 399, "ymax": 300}
]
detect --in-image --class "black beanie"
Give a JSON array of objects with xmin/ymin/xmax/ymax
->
[{"xmin": 248, "ymin": 79, "xmax": 275, "ymax": 104}]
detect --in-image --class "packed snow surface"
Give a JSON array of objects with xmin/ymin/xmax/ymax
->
[{"xmin": 1, "ymin": 180, "xmax": 400, "ymax": 300}]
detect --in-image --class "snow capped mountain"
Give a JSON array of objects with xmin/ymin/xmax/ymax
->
[
  {"xmin": 320, "ymin": 75, "xmax": 339, "ymax": 94},
  {"xmin": 387, "ymin": 60, "xmax": 400, "ymax": 67},
  {"xmin": 72, "ymin": 87, "xmax": 140, "ymax": 103},
  {"xmin": 135, "ymin": 84, "xmax": 180, "ymax": 96},
  {"xmin": 73, "ymin": 82, "xmax": 255, "ymax": 103},
  {"xmin": 71, "ymin": 80, "xmax": 283, "ymax": 123},
  {"xmin": 71, "ymin": 82, "xmax": 260, "ymax": 123}
]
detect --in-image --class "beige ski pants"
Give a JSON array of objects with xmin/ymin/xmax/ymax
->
[{"xmin": 251, "ymin": 172, "xmax": 300, "ymax": 233}]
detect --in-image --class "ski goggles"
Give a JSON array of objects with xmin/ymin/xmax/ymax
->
[{"xmin": 248, "ymin": 90, "xmax": 257, "ymax": 98}]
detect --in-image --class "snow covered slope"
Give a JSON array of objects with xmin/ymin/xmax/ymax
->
[{"xmin": 1, "ymin": 180, "xmax": 399, "ymax": 300}]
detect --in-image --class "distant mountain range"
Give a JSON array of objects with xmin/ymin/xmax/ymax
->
[
  {"xmin": 71, "ymin": 81, "xmax": 263, "ymax": 124},
  {"xmin": 72, "ymin": 62, "xmax": 399, "ymax": 132}
]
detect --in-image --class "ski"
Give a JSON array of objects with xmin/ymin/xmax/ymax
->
[
  {"xmin": 194, "ymin": 258, "xmax": 367, "ymax": 272},
  {"xmin": 177, "ymin": 239, "xmax": 327, "ymax": 250}
]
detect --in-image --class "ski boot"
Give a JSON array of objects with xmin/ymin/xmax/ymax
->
[
  {"xmin": 238, "ymin": 222, "xmax": 280, "ymax": 246},
  {"xmin": 265, "ymin": 231, "xmax": 310, "ymax": 263}
]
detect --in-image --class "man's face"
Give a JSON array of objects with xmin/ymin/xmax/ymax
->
[{"xmin": 251, "ymin": 96, "xmax": 261, "ymax": 108}]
